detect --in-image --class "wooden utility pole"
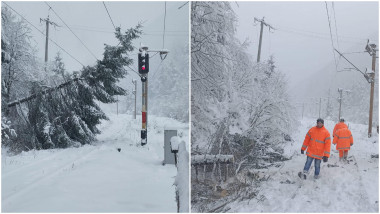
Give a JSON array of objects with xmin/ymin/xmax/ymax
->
[
  {"xmin": 366, "ymin": 42, "xmax": 377, "ymax": 137},
  {"xmin": 254, "ymin": 17, "xmax": 275, "ymax": 62},
  {"xmin": 40, "ymin": 16, "xmax": 59, "ymax": 64}
]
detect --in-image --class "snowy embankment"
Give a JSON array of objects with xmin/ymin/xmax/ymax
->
[
  {"xmin": 2, "ymin": 114, "xmax": 189, "ymax": 212},
  {"xmin": 228, "ymin": 117, "xmax": 379, "ymax": 212}
]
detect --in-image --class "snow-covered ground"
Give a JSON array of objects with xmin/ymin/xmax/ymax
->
[
  {"xmin": 2, "ymin": 114, "xmax": 189, "ymax": 212},
  {"xmin": 228, "ymin": 117, "xmax": 379, "ymax": 212}
]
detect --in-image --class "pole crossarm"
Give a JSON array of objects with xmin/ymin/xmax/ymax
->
[{"xmin": 7, "ymin": 77, "xmax": 83, "ymax": 108}]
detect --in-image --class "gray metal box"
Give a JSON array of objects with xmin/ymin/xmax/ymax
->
[{"xmin": 164, "ymin": 129, "xmax": 177, "ymax": 165}]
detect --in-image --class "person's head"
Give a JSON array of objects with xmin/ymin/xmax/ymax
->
[
  {"xmin": 340, "ymin": 118, "xmax": 345, "ymax": 122},
  {"xmin": 317, "ymin": 118, "xmax": 324, "ymax": 128}
]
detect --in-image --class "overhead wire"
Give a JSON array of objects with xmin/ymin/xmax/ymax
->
[
  {"xmin": 102, "ymin": 1, "xmax": 116, "ymax": 29},
  {"xmin": 163, "ymin": 1, "xmax": 167, "ymax": 49},
  {"xmin": 3, "ymin": 2, "xmax": 85, "ymax": 67},
  {"xmin": 44, "ymin": 2, "xmax": 99, "ymax": 61},
  {"xmin": 332, "ymin": 2, "xmax": 340, "ymax": 49},
  {"xmin": 325, "ymin": 1, "xmax": 338, "ymax": 72},
  {"xmin": 178, "ymin": 1, "xmax": 189, "ymax": 10}
]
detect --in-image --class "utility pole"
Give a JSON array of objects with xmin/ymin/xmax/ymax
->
[
  {"xmin": 365, "ymin": 42, "xmax": 377, "ymax": 137},
  {"xmin": 254, "ymin": 17, "xmax": 275, "ymax": 63},
  {"xmin": 40, "ymin": 16, "xmax": 59, "ymax": 66},
  {"xmin": 337, "ymin": 88, "xmax": 351, "ymax": 121},
  {"xmin": 338, "ymin": 88, "xmax": 343, "ymax": 121},
  {"xmin": 132, "ymin": 79, "xmax": 137, "ymax": 119}
]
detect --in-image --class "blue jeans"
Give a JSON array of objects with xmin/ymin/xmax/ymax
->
[{"xmin": 303, "ymin": 156, "xmax": 321, "ymax": 176}]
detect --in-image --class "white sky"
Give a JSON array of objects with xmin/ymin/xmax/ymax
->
[
  {"xmin": 231, "ymin": 1, "xmax": 379, "ymax": 91},
  {"xmin": 3, "ymin": 1, "xmax": 189, "ymax": 77}
]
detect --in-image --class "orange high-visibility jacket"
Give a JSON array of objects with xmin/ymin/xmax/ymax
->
[
  {"xmin": 333, "ymin": 128, "xmax": 353, "ymax": 150},
  {"xmin": 301, "ymin": 126, "xmax": 331, "ymax": 159},
  {"xmin": 333, "ymin": 122, "xmax": 348, "ymax": 137}
]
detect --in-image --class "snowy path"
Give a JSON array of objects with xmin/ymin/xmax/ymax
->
[
  {"xmin": 229, "ymin": 118, "xmax": 379, "ymax": 212},
  {"xmin": 2, "ymin": 114, "xmax": 189, "ymax": 212}
]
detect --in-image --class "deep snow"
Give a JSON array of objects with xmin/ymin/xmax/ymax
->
[
  {"xmin": 227, "ymin": 117, "xmax": 379, "ymax": 212},
  {"xmin": 1, "ymin": 114, "xmax": 189, "ymax": 212}
]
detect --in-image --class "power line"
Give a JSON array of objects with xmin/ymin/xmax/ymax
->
[
  {"xmin": 178, "ymin": 1, "xmax": 189, "ymax": 10},
  {"xmin": 102, "ymin": 1, "xmax": 116, "ymax": 29},
  {"xmin": 163, "ymin": 1, "xmax": 167, "ymax": 49},
  {"xmin": 325, "ymin": 1, "xmax": 338, "ymax": 72},
  {"xmin": 332, "ymin": 2, "xmax": 340, "ymax": 49},
  {"xmin": 44, "ymin": 2, "xmax": 99, "ymax": 61},
  {"xmin": 3, "ymin": 2, "xmax": 85, "ymax": 67},
  {"xmin": 276, "ymin": 27, "xmax": 366, "ymax": 45}
]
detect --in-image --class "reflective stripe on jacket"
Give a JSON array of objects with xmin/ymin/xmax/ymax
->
[
  {"xmin": 333, "ymin": 128, "xmax": 353, "ymax": 151},
  {"xmin": 333, "ymin": 122, "xmax": 348, "ymax": 138},
  {"xmin": 301, "ymin": 126, "xmax": 331, "ymax": 159}
]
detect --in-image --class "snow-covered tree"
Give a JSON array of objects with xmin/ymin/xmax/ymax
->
[
  {"xmin": 2, "ymin": 16, "xmax": 142, "ymax": 152},
  {"xmin": 1, "ymin": 7, "xmax": 40, "ymax": 114},
  {"xmin": 191, "ymin": 2, "xmax": 297, "ymax": 211}
]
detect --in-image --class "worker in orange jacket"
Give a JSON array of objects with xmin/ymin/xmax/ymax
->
[
  {"xmin": 333, "ymin": 118, "xmax": 348, "ymax": 138},
  {"xmin": 299, "ymin": 118, "xmax": 331, "ymax": 179},
  {"xmin": 333, "ymin": 127, "xmax": 353, "ymax": 162}
]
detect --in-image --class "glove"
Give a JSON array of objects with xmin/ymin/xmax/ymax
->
[
  {"xmin": 350, "ymin": 143, "xmax": 353, "ymax": 146},
  {"xmin": 301, "ymin": 149, "xmax": 304, "ymax": 154},
  {"xmin": 323, "ymin": 156, "xmax": 328, "ymax": 162}
]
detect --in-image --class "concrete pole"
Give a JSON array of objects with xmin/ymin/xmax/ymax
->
[
  {"xmin": 338, "ymin": 89, "xmax": 343, "ymax": 121},
  {"xmin": 257, "ymin": 21, "xmax": 264, "ymax": 63},
  {"xmin": 45, "ymin": 17, "xmax": 49, "ymax": 63},
  {"xmin": 368, "ymin": 45, "xmax": 377, "ymax": 137}
]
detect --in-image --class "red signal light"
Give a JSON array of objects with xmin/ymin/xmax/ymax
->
[{"xmin": 142, "ymin": 66, "xmax": 145, "ymax": 70}]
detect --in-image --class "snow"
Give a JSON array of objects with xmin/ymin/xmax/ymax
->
[
  {"xmin": 227, "ymin": 117, "xmax": 379, "ymax": 212},
  {"xmin": 174, "ymin": 142, "xmax": 189, "ymax": 213},
  {"xmin": 171, "ymin": 136, "xmax": 181, "ymax": 151},
  {"xmin": 2, "ymin": 113, "xmax": 189, "ymax": 212}
]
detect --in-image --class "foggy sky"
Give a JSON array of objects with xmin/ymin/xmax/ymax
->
[
  {"xmin": 231, "ymin": 1, "xmax": 379, "ymax": 96},
  {"xmin": 3, "ymin": 1, "xmax": 189, "ymax": 75}
]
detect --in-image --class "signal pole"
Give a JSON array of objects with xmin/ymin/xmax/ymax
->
[
  {"xmin": 132, "ymin": 79, "xmax": 137, "ymax": 119},
  {"xmin": 138, "ymin": 45, "xmax": 169, "ymax": 146},
  {"xmin": 138, "ymin": 46, "xmax": 149, "ymax": 146},
  {"xmin": 365, "ymin": 42, "xmax": 377, "ymax": 137},
  {"xmin": 254, "ymin": 17, "xmax": 275, "ymax": 62}
]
